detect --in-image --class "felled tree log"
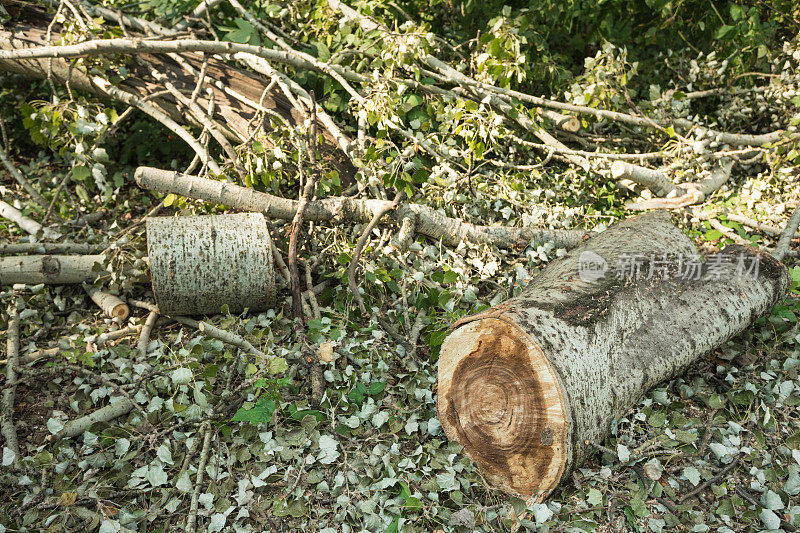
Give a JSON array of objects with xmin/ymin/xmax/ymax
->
[
  {"xmin": 0, "ymin": 4, "xmax": 355, "ymax": 180},
  {"xmin": 437, "ymin": 211, "xmax": 789, "ymax": 500},
  {"xmin": 146, "ymin": 213, "xmax": 275, "ymax": 315}
]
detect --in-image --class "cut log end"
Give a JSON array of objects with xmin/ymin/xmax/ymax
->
[
  {"xmin": 109, "ymin": 303, "xmax": 130, "ymax": 320},
  {"xmin": 610, "ymin": 160, "xmax": 628, "ymax": 178},
  {"xmin": 437, "ymin": 317, "xmax": 567, "ymax": 500},
  {"xmin": 559, "ymin": 116, "xmax": 581, "ymax": 133}
]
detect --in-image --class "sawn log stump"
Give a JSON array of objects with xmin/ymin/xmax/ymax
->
[{"xmin": 437, "ymin": 211, "xmax": 790, "ymax": 500}]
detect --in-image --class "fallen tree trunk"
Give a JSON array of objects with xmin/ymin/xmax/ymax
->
[
  {"xmin": 0, "ymin": 4, "xmax": 355, "ymax": 180},
  {"xmin": 437, "ymin": 211, "xmax": 789, "ymax": 500}
]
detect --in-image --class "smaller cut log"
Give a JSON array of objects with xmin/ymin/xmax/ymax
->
[
  {"xmin": 438, "ymin": 212, "xmax": 790, "ymax": 500},
  {"xmin": 146, "ymin": 213, "xmax": 275, "ymax": 316},
  {"xmin": 539, "ymin": 108, "xmax": 581, "ymax": 133},
  {"xmin": 85, "ymin": 285, "xmax": 130, "ymax": 320}
]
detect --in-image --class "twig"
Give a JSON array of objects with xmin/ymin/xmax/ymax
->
[
  {"xmin": 708, "ymin": 219, "xmax": 751, "ymax": 246},
  {"xmin": 348, "ymin": 191, "xmax": 403, "ymax": 315},
  {"xmin": 303, "ymin": 262, "xmax": 321, "ymax": 320},
  {"xmin": 0, "ymin": 145, "xmax": 48, "ymax": 210},
  {"xmin": 185, "ymin": 422, "xmax": 213, "ymax": 533},
  {"xmin": 89, "ymin": 76, "xmax": 223, "ymax": 175},
  {"xmin": 409, "ymin": 309, "xmax": 427, "ymax": 358},
  {"xmin": 198, "ymin": 321, "xmax": 268, "ymax": 360},
  {"xmin": 1, "ymin": 297, "xmax": 21, "ymax": 467},
  {"xmin": 145, "ymin": 62, "xmax": 246, "ymax": 180},
  {"xmin": 174, "ymin": 0, "xmax": 226, "ymax": 32},
  {"xmin": 679, "ymin": 454, "xmax": 742, "ymax": 503},
  {"xmin": 288, "ymin": 145, "xmax": 314, "ymax": 326},
  {"xmin": 137, "ymin": 310, "xmax": 159, "ymax": 359},
  {"xmin": 773, "ymin": 204, "xmax": 800, "ymax": 262},
  {"xmin": 0, "ymin": 199, "xmax": 62, "ymax": 239},
  {"xmin": 735, "ymin": 486, "xmax": 798, "ymax": 532}
]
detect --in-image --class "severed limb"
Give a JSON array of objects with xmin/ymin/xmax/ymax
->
[
  {"xmin": 610, "ymin": 161, "xmax": 682, "ymax": 198},
  {"xmin": 1, "ymin": 297, "xmax": 21, "ymax": 467},
  {"xmin": 0, "ymin": 198, "xmax": 61, "ymax": 239},
  {"xmin": 0, "ymin": 254, "xmax": 146, "ymax": 285},
  {"xmin": 773, "ymin": 204, "xmax": 800, "ymax": 262},
  {"xmin": 134, "ymin": 166, "xmax": 588, "ymax": 250},
  {"xmin": 48, "ymin": 397, "xmax": 135, "ymax": 440},
  {"xmin": 627, "ymin": 158, "xmax": 734, "ymax": 210}
]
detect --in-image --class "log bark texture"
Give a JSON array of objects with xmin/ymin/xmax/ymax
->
[
  {"xmin": 0, "ymin": 254, "xmax": 104, "ymax": 284},
  {"xmin": 146, "ymin": 213, "xmax": 275, "ymax": 315},
  {"xmin": 437, "ymin": 211, "xmax": 790, "ymax": 500}
]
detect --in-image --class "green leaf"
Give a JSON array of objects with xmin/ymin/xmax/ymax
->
[
  {"xmin": 398, "ymin": 480, "xmax": 411, "ymax": 500},
  {"xmin": 232, "ymin": 397, "xmax": 276, "ymax": 425},
  {"xmin": 287, "ymin": 404, "xmax": 325, "ymax": 423},
  {"xmin": 347, "ymin": 382, "xmax": 368, "ymax": 406},
  {"xmin": 224, "ymin": 18, "xmax": 259, "ymax": 45},
  {"xmin": 708, "ymin": 393, "xmax": 725, "ymax": 409},
  {"xmin": 163, "ymin": 193, "xmax": 177, "ymax": 207},
  {"xmin": 72, "ymin": 165, "xmax": 91, "ymax": 181},
  {"xmin": 715, "ymin": 24, "xmax": 736, "ymax": 40},
  {"xmin": 427, "ymin": 330, "xmax": 448, "ymax": 348},
  {"xmin": 268, "ymin": 357, "xmax": 288, "ymax": 375},
  {"xmin": 368, "ymin": 382, "xmax": 386, "ymax": 396},
  {"xmin": 385, "ymin": 516, "xmax": 400, "ymax": 533},
  {"xmin": 405, "ymin": 497, "xmax": 423, "ymax": 512}
]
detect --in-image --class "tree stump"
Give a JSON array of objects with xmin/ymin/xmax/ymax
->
[{"xmin": 437, "ymin": 212, "xmax": 790, "ymax": 500}]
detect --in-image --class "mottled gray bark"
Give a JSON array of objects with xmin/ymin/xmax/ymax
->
[
  {"xmin": 146, "ymin": 213, "xmax": 275, "ymax": 315},
  {"xmin": 0, "ymin": 254, "xmax": 105, "ymax": 284},
  {"xmin": 438, "ymin": 211, "xmax": 790, "ymax": 500}
]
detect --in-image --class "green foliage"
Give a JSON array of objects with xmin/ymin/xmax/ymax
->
[
  {"xmin": 347, "ymin": 380, "xmax": 386, "ymax": 407},
  {"xmin": 409, "ymin": 0, "xmax": 798, "ymax": 94},
  {"xmin": 232, "ymin": 376, "xmax": 291, "ymax": 425}
]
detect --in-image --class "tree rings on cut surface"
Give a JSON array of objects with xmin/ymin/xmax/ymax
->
[{"xmin": 437, "ymin": 317, "xmax": 566, "ymax": 499}]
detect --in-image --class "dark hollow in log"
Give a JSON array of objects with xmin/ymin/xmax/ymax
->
[{"xmin": 437, "ymin": 211, "xmax": 790, "ymax": 500}]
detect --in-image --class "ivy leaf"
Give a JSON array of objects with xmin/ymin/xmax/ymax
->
[
  {"xmin": 347, "ymin": 382, "xmax": 368, "ymax": 406},
  {"xmin": 368, "ymin": 382, "xmax": 386, "ymax": 395},
  {"xmin": 233, "ymin": 397, "xmax": 276, "ymax": 426}
]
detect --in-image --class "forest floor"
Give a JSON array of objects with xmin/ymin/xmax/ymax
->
[{"xmin": 1, "ymin": 1, "xmax": 800, "ymax": 531}]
